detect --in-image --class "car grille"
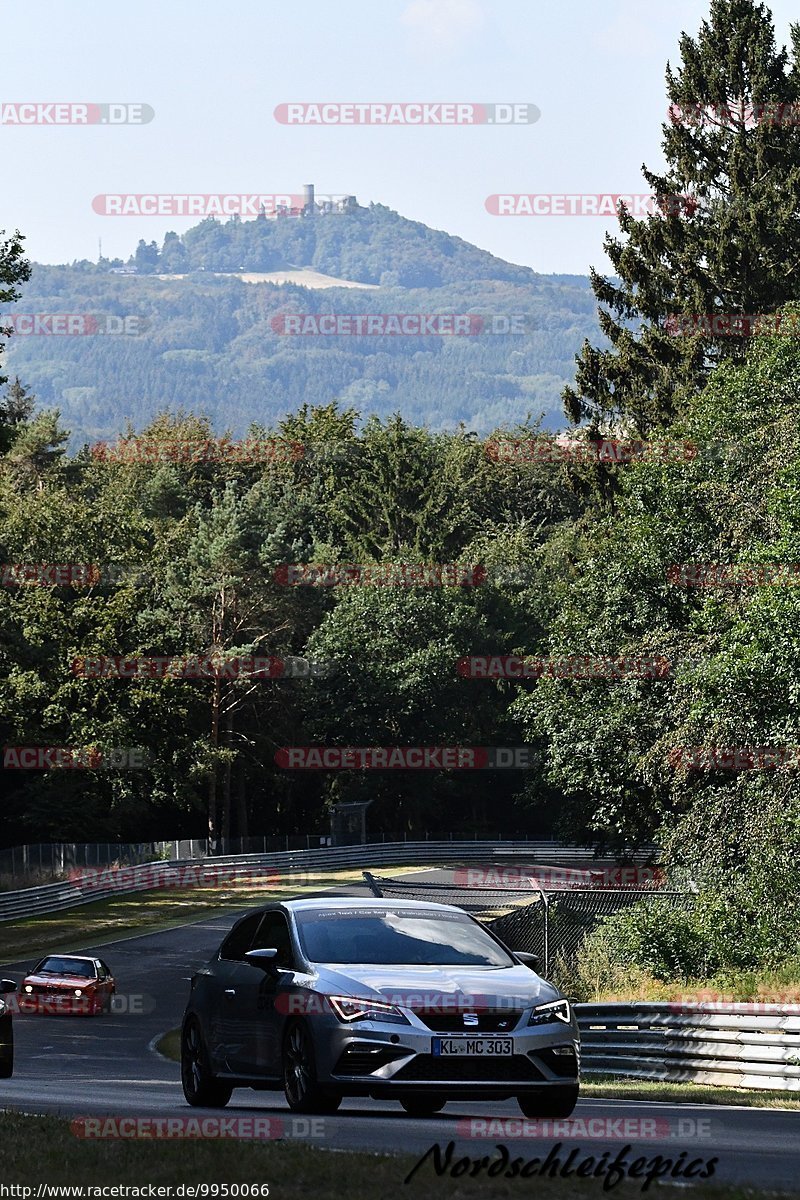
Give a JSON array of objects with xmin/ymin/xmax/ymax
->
[
  {"xmin": 28, "ymin": 985, "xmax": 72, "ymax": 995},
  {"xmin": 412, "ymin": 1010, "xmax": 522, "ymax": 1033},
  {"xmin": 393, "ymin": 1054, "xmax": 544, "ymax": 1083}
]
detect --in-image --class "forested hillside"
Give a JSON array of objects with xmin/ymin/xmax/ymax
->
[{"xmin": 1, "ymin": 205, "xmax": 599, "ymax": 446}]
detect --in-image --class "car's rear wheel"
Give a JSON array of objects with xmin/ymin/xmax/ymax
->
[
  {"xmin": 400, "ymin": 1095, "xmax": 446, "ymax": 1117},
  {"xmin": 517, "ymin": 1085, "xmax": 578, "ymax": 1119},
  {"xmin": 181, "ymin": 1017, "xmax": 233, "ymax": 1108},
  {"xmin": 282, "ymin": 1021, "xmax": 341, "ymax": 1114}
]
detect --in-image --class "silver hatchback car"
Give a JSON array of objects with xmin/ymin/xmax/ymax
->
[{"xmin": 181, "ymin": 897, "xmax": 579, "ymax": 1117}]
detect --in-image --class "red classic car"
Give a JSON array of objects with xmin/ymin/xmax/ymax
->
[{"xmin": 19, "ymin": 955, "xmax": 115, "ymax": 1015}]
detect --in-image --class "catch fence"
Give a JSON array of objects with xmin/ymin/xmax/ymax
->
[{"xmin": 363, "ymin": 871, "xmax": 690, "ymax": 975}]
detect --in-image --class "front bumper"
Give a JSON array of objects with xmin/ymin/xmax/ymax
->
[
  {"xmin": 309, "ymin": 1011, "xmax": 580, "ymax": 1098},
  {"xmin": 17, "ymin": 989, "xmax": 103, "ymax": 1015}
]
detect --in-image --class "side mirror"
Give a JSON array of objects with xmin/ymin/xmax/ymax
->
[
  {"xmin": 0, "ymin": 980, "xmax": 17, "ymax": 994},
  {"xmin": 515, "ymin": 952, "xmax": 542, "ymax": 973},
  {"xmin": 245, "ymin": 948, "xmax": 279, "ymax": 972}
]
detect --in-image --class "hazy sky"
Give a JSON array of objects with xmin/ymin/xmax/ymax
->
[{"xmin": 2, "ymin": 0, "xmax": 797, "ymax": 275}]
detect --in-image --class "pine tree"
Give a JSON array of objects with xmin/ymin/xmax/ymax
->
[
  {"xmin": 0, "ymin": 229, "xmax": 31, "ymax": 389},
  {"xmin": 564, "ymin": 0, "xmax": 800, "ymax": 434},
  {"xmin": 1, "ymin": 377, "xmax": 34, "ymax": 424}
]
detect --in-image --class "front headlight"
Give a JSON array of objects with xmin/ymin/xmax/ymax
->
[
  {"xmin": 74, "ymin": 989, "xmax": 83, "ymax": 998},
  {"xmin": 528, "ymin": 999, "xmax": 571, "ymax": 1026},
  {"xmin": 24, "ymin": 985, "xmax": 33, "ymax": 994},
  {"xmin": 327, "ymin": 995, "xmax": 411, "ymax": 1025}
]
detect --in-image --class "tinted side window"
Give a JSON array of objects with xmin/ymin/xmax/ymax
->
[
  {"xmin": 219, "ymin": 913, "xmax": 264, "ymax": 961},
  {"xmin": 253, "ymin": 912, "xmax": 294, "ymax": 969}
]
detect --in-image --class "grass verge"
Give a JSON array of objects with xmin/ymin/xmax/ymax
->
[
  {"xmin": 156, "ymin": 1028, "xmax": 181, "ymax": 1062},
  {"xmin": 582, "ymin": 1074, "xmax": 800, "ymax": 1110},
  {"xmin": 0, "ymin": 1111, "xmax": 781, "ymax": 1197}
]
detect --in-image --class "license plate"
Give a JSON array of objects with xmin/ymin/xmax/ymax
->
[{"xmin": 432, "ymin": 1037, "xmax": 513, "ymax": 1056}]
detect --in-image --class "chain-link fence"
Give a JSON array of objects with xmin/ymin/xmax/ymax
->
[{"xmin": 363, "ymin": 871, "xmax": 692, "ymax": 977}]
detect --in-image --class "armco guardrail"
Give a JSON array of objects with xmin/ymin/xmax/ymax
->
[
  {"xmin": 0, "ymin": 834, "xmax": 650, "ymax": 887},
  {"xmin": 577, "ymin": 1002, "xmax": 800, "ymax": 1091},
  {"xmin": 0, "ymin": 840, "xmax": 655, "ymax": 923}
]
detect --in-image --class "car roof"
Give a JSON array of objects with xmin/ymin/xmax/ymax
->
[
  {"xmin": 39, "ymin": 954, "xmax": 94, "ymax": 961},
  {"xmin": 276, "ymin": 897, "xmax": 468, "ymax": 915}
]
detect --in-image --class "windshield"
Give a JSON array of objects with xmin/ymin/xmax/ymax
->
[
  {"xmin": 294, "ymin": 907, "xmax": 515, "ymax": 967},
  {"xmin": 35, "ymin": 957, "xmax": 95, "ymax": 978}
]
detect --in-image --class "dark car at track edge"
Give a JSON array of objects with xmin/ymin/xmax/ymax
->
[{"xmin": 0, "ymin": 978, "xmax": 17, "ymax": 1077}]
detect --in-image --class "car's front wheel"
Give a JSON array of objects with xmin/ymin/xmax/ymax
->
[
  {"xmin": 181, "ymin": 1017, "xmax": 233, "ymax": 1107},
  {"xmin": 282, "ymin": 1021, "xmax": 341, "ymax": 1114},
  {"xmin": 400, "ymin": 1095, "xmax": 446, "ymax": 1117},
  {"xmin": 517, "ymin": 1085, "xmax": 578, "ymax": 1119}
]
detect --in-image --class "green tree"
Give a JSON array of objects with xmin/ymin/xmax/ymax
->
[
  {"xmin": 134, "ymin": 239, "xmax": 160, "ymax": 274},
  {"xmin": 564, "ymin": 0, "xmax": 800, "ymax": 434},
  {"xmin": 520, "ymin": 311, "xmax": 800, "ymax": 848},
  {"xmin": 0, "ymin": 229, "xmax": 31, "ymax": 389}
]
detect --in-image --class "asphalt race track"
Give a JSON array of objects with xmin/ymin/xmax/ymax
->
[{"xmin": 1, "ymin": 874, "xmax": 799, "ymax": 1192}]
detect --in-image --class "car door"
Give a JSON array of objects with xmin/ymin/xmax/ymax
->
[
  {"xmin": 225, "ymin": 909, "xmax": 297, "ymax": 1077},
  {"xmin": 95, "ymin": 960, "xmax": 114, "ymax": 1007},
  {"xmin": 210, "ymin": 912, "xmax": 265, "ymax": 1074}
]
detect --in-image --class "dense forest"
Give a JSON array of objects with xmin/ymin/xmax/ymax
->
[{"xmin": 0, "ymin": 205, "xmax": 600, "ymax": 447}]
